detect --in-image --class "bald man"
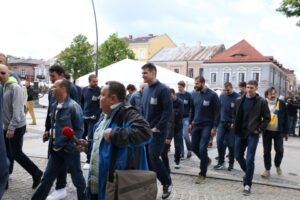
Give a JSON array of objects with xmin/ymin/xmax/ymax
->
[
  {"xmin": 0, "ymin": 53, "xmax": 7, "ymax": 64},
  {"xmin": 0, "ymin": 64, "xmax": 43, "ymax": 189},
  {"xmin": 129, "ymin": 82, "xmax": 147, "ymax": 112},
  {"xmin": 0, "ymin": 53, "xmax": 21, "ymax": 84}
]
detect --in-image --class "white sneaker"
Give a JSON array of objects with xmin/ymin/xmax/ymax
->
[
  {"xmin": 46, "ymin": 188, "xmax": 67, "ymax": 200},
  {"xmin": 276, "ymin": 167, "xmax": 282, "ymax": 175},
  {"xmin": 174, "ymin": 163, "xmax": 181, "ymax": 169},
  {"xmin": 83, "ymin": 163, "xmax": 90, "ymax": 170}
]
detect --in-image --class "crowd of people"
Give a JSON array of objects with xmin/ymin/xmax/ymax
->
[{"xmin": 0, "ymin": 53, "xmax": 299, "ymax": 199}]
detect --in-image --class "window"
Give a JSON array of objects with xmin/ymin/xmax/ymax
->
[
  {"xmin": 223, "ymin": 73, "xmax": 230, "ymax": 83},
  {"xmin": 174, "ymin": 68, "xmax": 179, "ymax": 73},
  {"xmin": 20, "ymin": 69, "xmax": 26, "ymax": 76},
  {"xmin": 199, "ymin": 68, "xmax": 203, "ymax": 76},
  {"xmin": 211, "ymin": 73, "xmax": 217, "ymax": 83},
  {"xmin": 238, "ymin": 72, "xmax": 245, "ymax": 82},
  {"xmin": 188, "ymin": 68, "xmax": 193, "ymax": 78},
  {"xmin": 140, "ymin": 48, "xmax": 145, "ymax": 60},
  {"xmin": 252, "ymin": 72, "xmax": 260, "ymax": 82}
]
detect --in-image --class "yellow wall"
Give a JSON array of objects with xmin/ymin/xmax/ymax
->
[
  {"xmin": 148, "ymin": 34, "xmax": 176, "ymax": 60},
  {"xmin": 128, "ymin": 34, "xmax": 176, "ymax": 61}
]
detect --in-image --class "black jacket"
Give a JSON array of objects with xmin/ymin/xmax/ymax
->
[
  {"xmin": 27, "ymin": 86, "xmax": 35, "ymax": 101},
  {"xmin": 234, "ymin": 94, "xmax": 270, "ymax": 136}
]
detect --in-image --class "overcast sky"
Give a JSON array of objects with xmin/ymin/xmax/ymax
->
[{"xmin": 1, "ymin": 0, "xmax": 299, "ymax": 79}]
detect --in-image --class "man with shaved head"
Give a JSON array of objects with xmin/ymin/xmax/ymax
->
[
  {"xmin": 0, "ymin": 64, "xmax": 43, "ymax": 189},
  {"xmin": 32, "ymin": 79, "xmax": 86, "ymax": 200},
  {"xmin": 0, "ymin": 53, "xmax": 21, "ymax": 84},
  {"xmin": 0, "ymin": 53, "xmax": 7, "ymax": 64},
  {"xmin": 129, "ymin": 82, "xmax": 146, "ymax": 112}
]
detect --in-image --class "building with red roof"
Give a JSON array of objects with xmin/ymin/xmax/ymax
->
[{"xmin": 202, "ymin": 39, "xmax": 297, "ymax": 96}]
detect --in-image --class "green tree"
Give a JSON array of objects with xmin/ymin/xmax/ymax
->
[
  {"xmin": 98, "ymin": 33, "xmax": 135, "ymax": 68},
  {"xmin": 277, "ymin": 0, "xmax": 300, "ymax": 26},
  {"xmin": 56, "ymin": 34, "xmax": 94, "ymax": 80}
]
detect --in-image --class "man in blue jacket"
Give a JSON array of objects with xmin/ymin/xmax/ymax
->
[
  {"xmin": 176, "ymin": 80, "xmax": 192, "ymax": 158},
  {"xmin": 80, "ymin": 74, "xmax": 101, "ymax": 170},
  {"xmin": 43, "ymin": 65, "xmax": 80, "ymax": 200},
  {"xmin": 214, "ymin": 82, "xmax": 239, "ymax": 171},
  {"xmin": 77, "ymin": 81, "xmax": 152, "ymax": 200},
  {"xmin": 161, "ymin": 88, "xmax": 184, "ymax": 172},
  {"xmin": 32, "ymin": 79, "xmax": 86, "ymax": 200},
  {"xmin": 129, "ymin": 82, "xmax": 146, "ymax": 112},
  {"xmin": 0, "ymin": 63, "xmax": 9, "ymax": 199},
  {"xmin": 189, "ymin": 76, "xmax": 220, "ymax": 184},
  {"xmin": 141, "ymin": 63, "xmax": 173, "ymax": 199},
  {"xmin": 261, "ymin": 87, "xmax": 288, "ymax": 178}
]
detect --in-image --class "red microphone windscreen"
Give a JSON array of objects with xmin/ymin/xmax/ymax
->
[{"xmin": 62, "ymin": 126, "xmax": 74, "ymax": 139}]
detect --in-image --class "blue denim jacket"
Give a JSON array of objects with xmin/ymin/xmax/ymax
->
[{"xmin": 50, "ymin": 97, "xmax": 84, "ymax": 152}]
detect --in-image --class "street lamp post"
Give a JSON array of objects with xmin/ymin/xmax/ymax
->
[{"xmin": 91, "ymin": 0, "xmax": 99, "ymax": 77}]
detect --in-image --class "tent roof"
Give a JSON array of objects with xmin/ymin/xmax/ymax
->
[{"xmin": 77, "ymin": 59, "xmax": 195, "ymax": 91}]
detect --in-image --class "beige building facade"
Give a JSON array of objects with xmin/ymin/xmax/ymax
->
[{"xmin": 124, "ymin": 34, "xmax": 176, "ymax": 61}]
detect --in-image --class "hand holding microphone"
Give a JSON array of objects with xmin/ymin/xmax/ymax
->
[
  {"xmin": 62, "ymin": 126, "xmax": 89, "ymax": 152},
  {"xmin": 62, "ymin": 126, "xmax": 80, "ymax": 144}
]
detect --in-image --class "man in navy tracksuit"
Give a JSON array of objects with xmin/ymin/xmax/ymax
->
[
  {"xmin": 214, "ymin": 82, "xmax": 239, "ymax": 171},
  {"xmin": 189, "ymin": 76, "xmax": 220, "ymax": 183},
  {"xmin": 141, "ymin": 63, "xmax": 173, "ymax": 199},
  {"xmin": 176, "ymin": 80, "xmax": 193, "ymax": 158},
  {"xmin": 161, "ymin": 88, "xmax": 184, "ymax": 173},
  {"xmin": 80, "ymin": 74, "xmax": 101, "ymax": 170}
]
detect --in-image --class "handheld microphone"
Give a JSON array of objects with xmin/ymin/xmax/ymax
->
[{"xmin": 62, "ymin": 126, "xmax": 80, "ymax": 145}]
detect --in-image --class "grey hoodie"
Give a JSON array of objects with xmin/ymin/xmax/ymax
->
[{"xmin": 3, "ymin": 78, "xmax": 26, "ymax": 131}]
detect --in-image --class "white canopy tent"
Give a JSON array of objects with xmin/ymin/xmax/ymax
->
[{"xmin": 77, "ymin": 59, "xmax": 195, "ymax": 91}]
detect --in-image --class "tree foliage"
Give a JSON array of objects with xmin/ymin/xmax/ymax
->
[
  {"xmin": 98, "ymin": 33, "xmax": 135, "ymax": 68},
  {"xmin": 277, "ymin": 0, "xmax": 300, "ymax": 26},
  {"xmin": 56, "ymin": 34, "xmax": 94, "ymax": 80}
]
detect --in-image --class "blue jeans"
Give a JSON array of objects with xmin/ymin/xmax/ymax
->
[
  {"xmin": 191, "ymin": 124, "xmax": 212, "ymax": 177},
  {"xmin": 168, "ymin": 121, "xmax": 182, "ymax": 164},
  {"xmin": 181, "ymin": 118, "xmax": 192, "ymax": 155},
  {"xmin": 287, "ymin": 115, "xmax": 297, "ymax": 135},
  {"xmin": 4, "ymin": 126, "xmax": 42, "ymax": 178},
  {"xmin": 32, "ymin": 150, "xmax": 86, "ymax": 200},
  {"xmin": 217, "ymin": 122, "xmax": 235, "ymax": 165},
  {"xmin": 263, "ymin": 130, "xmax": 284, "ymax": 170},
  {"xmin": 0, "ymin": 172, "xmax": 8, "ymax": 199},
  {"xmin": 149, "ymin": 130, "xmax": 171, "ymax": 186},
  {"xmin": 235, "ymin": 134, "xmax": 259, "ymax": 187}
]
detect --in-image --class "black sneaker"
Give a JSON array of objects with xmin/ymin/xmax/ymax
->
[
  {"xmin": 5, "ymin": 181, "xmax": 8, "ymax": 190},
  {"xmin": 228, "ymin": 163, "xmax": 234, "ymax": 171},
  {"xmin": 187, "ymin": 151, "xmax": 192, "ymax": 158},
  {"xmin": 32, "ymin": 171, "xmax": 43, "ymax": 189},
  {"xmin": 162, "ymin": 184, "xmax": 172, "ymax": 199},
  {"xmin": 208, "ymin": 157, "xmax": 212, "ymax": 166},
  {"xmin": 243, "ymin": 185, "xmax": 251, "ymax": 196},
  {"xmin": 214, "ymin": 163, "xmax": 225, "ymax": 170}
]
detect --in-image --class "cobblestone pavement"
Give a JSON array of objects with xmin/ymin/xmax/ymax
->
[
  {"xmin": 3, "ymin": 107, "xmax": 299, "ymax": 199},
  {"xmin": 3, "ymin": 157, "xmax": 300, "ymax": 200}
]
